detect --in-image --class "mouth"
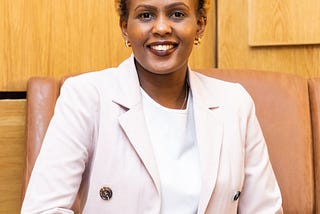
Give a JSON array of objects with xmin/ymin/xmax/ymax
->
[
  {"xmin": 147, "ymin": 42, "xmax": 178, "ymax": 56},
  {"xmin": 150, "ymin": 44, "xmax": 175, "ymax": 51}
]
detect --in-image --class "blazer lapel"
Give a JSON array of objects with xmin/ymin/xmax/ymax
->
[
  {"xmin": 117, "ymin": 105, "xmax": 161, "ymax": 194},
  {"xmin": 112, "ymin": 56, "xmax": 161, "ymax": 195},
  {"xmin": 189, "ymin": 71, "xmax": 224, "ymax": 214},
  {"xmin": 111, "ymin": 59, "xmax": 223, "ymax": 211}
]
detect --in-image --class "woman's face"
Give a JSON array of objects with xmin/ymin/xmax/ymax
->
[{"xmin": 121, "ymin": 0, "xmax": 206, "ymax": 75}]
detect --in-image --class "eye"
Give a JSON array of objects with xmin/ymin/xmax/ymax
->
[
  {"xmin": 170, "ymin": 11, "xmax": 185, "ymax": 19},
  {"xmin": 138, "ymin": 12, "xmax": 153, "ymax": 21}
]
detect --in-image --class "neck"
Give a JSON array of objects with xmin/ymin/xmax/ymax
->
[{"xmin": 135, "ymin": 60, "xmax": 189, "ymax": 109}]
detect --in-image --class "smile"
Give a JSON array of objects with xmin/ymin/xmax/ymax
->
[
  {"xmin": 147, "ymin": 42, "xmax": 178, "ymax": 57},
  {"xmin": 150, "ymin": 44, "xmax": 175, "ymax": 51}
]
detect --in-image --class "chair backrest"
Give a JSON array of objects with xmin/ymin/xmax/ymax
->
[
  {"xmin": 196, "ymin": 68, "xmax": 314, "ymax": 213},
  {"xmin": 22, "ymin": 77, "xmax": 60, "ymax": 201},
  {"xmin": 22, "ymin": 70, "xmax": 315, "ymax": 213},
  {"xmin": 308, "ymin": 78, "xmax": 320, "ymax": 214}
]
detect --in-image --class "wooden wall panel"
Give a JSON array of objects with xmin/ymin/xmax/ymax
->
[
  {"xmin": 248, "ymin": 0, "xmax": 320, "ymax": 46},
  {"xmin": 0, "ymin": 1, "xmax": 216, "ymax": 212},
  {"xmin": 0, "ymin": 0, "xmax": 131, "ymax": 91},
  {"xmin": 189, "ymin": 0, "xmax": 216, "ymax": 69},
  {"xmin": 0, "ymin": 0, "xmax": 216, "ymax": 91},
  {"xmin": 0, "ymin": 100, "xmax": 26, "ymax": 214},
  {"xmin": 218, "ymin": 0, "xmax": 320, "ymax": 78}
]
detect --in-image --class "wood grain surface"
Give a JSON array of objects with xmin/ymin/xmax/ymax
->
[
  {"xmin": 0, "ymin": 100, "xmax": 26, "ymax": 214},
  {"xmin": 0, "ymin": 0, "xmax": 215, "ymax": 91},
  {"xmin": 249, "ymin": 0, "xmax": 320, "ymax": 46},
  {"xmin": 218, "ymin": 0, "xmax": 320, "ymax": 77}
]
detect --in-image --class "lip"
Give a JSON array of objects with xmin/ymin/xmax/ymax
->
[{"xmin": 147, "ymin": 41, "xmax": 178, "ymax": 57}]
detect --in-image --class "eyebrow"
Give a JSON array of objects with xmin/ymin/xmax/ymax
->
[{"xmin": 134, "ymin": 2, "xmax": 190, "ymax": 12}]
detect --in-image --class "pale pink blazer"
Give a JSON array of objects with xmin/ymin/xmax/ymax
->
[{"xmin": 21, "ymin": 56, "xmax": 283, "ymax": 214}]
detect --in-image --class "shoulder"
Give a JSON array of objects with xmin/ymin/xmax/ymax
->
[
  {"xmin": 191, "ymin": 70, "xmax": 253, "ymax": 106},
  {"xmin": 61, "ymin": 67, "xmax": 118, "ymax": 97},
  {"xmin": 55, "ymin": 69, "xmax": 118, "ymax": 117},
  {"xmin": 62, "ymin": 56, "xmax": 135, "ymax": 96},
  {"xmin": 64, "ymin": 68, "xmax": 117, "ymax": 90}
]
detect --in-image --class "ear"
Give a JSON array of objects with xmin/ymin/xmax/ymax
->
[
  {"xmin": 196, "ymin": 16, "xmax": 207, "ymax": 38},
  {"xmin": 120, "ymin": 18, "xmax": 129, "ymax": 41}
]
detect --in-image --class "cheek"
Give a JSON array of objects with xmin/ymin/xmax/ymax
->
[
  {"xmin": 126, "ymin": 23, "xmax": 149, "ymax": 44},
  {"xmin": 179, "ymin": 27, "xmax": 198, "ymax": 44},
  {"xmin": 176, "ymin": 21, "xmax": 199, "ymax": 40}
]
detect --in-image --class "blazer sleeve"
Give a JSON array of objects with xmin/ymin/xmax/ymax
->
[
  {"xmin": 238, "ymin": 87, "xmax": 283, "ymax": 214},
  {"xmin": 21, "ymin": 77, "xmax": 99, "ymax": 214}
]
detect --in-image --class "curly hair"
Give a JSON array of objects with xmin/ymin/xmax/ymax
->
[{"xmin": 115, "ymin": 0, "xmax": 210, "ymax": 20}]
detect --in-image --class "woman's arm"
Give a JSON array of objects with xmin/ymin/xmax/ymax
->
[
  {"xmin": 238, "ymin": 88, "xmax": 283, "ymax": 214},
  {"xmin": 21, "ymin": 77, "xmax": 98, "ymax": 213}
]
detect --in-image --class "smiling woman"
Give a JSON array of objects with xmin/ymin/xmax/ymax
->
[
  {"xmin": 21, "ymin": 0, "xmax": 283, "ymax": 213},
  {"xmin": 120, "ymin": 0, "xmax": 207, "ymax": 109}
]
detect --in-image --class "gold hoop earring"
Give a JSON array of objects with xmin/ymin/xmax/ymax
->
[
  {"xmin": 194, "ymin": 37, "xmax": 201, "ymax": 45},
  {"xmin": 125, "ymin": 40, "xmax": 131, "ymax": 48}
]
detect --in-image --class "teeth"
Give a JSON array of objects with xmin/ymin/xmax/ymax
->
[{"xmin": 151, "ymin": 44, "xmax": 174, "ymax": 51}]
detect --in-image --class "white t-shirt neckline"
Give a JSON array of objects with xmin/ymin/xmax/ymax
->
[{"xmin": 141, "ymin": 87, "xmax": 201, "ymax": 214}]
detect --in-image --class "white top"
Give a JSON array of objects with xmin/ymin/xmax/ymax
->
[{"xmin": 141, "ymin": 88, "xmax": 201, "ymax": 214}]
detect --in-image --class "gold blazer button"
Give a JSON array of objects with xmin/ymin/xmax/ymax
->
[{"xmin": 100, "ymin": 186, "xmax": 113, "ymax": 200}]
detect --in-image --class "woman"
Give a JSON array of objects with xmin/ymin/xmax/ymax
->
[{"xmin": 21, "ymin": 0, "xmax": 283, "ymax": 213}]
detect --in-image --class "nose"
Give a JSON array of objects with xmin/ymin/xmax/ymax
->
[{"xmin": 152, "ymin": 15, "xmax": 172, "ymax": 36}]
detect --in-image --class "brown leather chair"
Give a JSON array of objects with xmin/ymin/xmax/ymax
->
[
  {"xmin": 22, "ymin": 77, "xmax": 60, "ymax": 201},
  {"xmin": 198, "ymin": 69, "xmax": 314, "ymax": 213},
  {"xmin": 309, "ymin": 78, "xmax": 320, "ymax": 214},
  {"xmin": 22, "ymin": 70, "xmax": 315, "ymax": 213}
]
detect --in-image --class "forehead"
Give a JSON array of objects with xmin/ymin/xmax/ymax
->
[{"xmin": 127, "ymin": 0, "xmax": 198, "ymax": 10}]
